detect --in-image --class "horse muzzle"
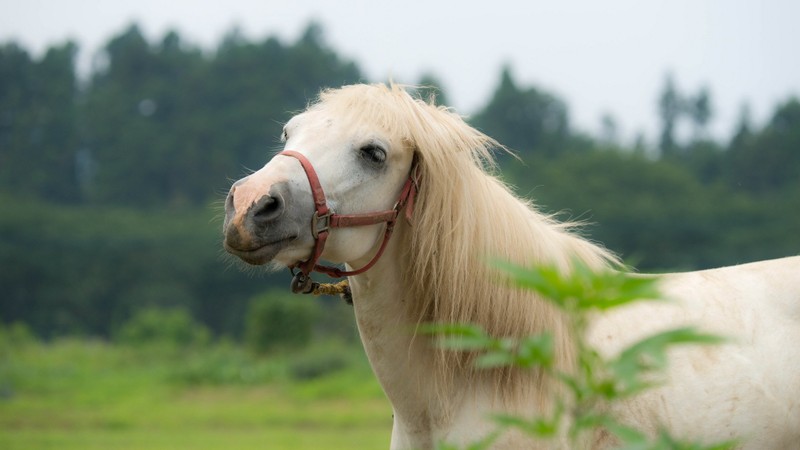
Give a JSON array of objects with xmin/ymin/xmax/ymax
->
[{"xmin": 222, "ymin": 178, "xmax": 310, "ymax": 265}]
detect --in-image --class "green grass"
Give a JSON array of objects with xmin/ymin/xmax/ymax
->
[{"xmin": 0, "ymin": 338, "xmax": 392, "ymax": 450}]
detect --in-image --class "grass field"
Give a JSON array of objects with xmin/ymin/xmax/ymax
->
[{"xmin": 0, "ymin": 337, "xmax": 393, "ymax": 450}]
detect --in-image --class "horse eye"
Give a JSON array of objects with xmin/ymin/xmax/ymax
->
[{"xmin": 360, "ymin": 144, "xmax": 386, "ymax": 164}]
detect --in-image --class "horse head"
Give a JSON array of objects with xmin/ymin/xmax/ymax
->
[{"xmin": 222, "ymin": 85, "xmax": 418, "ymax": 274}]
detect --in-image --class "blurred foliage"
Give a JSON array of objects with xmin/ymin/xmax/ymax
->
[
  {"xmin": 0, "ymin": 21, "xmax": 798, "ymax": 342},
  {"xmin": 0, "ymin": 320, "xmax": 37, "ymax": 363},
  {"xmin": 245, "ymin": 291, "xmax": 317, "ymax": 353},
  {"xmin": 428, "ymin": 262, "xmax": 732, "ymax": 449},
  {"xmin": 503, "ymin": 152, "xmax": 800, "ymax": 270},
  {"xmin": 0, "ymin": 195, "xmax": 267, "ymax": 338},
  {"xmin": 288, "ymin": 342, "xmax": 354, "ymax": 380},
  {"xmin": 472, "ymin": 66, "xmax": 570, "ymax": 159},
  {"xmin": 0, "ymin": 42, "xmax": 80, "ymax": 202},
  {"xmin": 79, "ymin": 22, "xmax": 360, "ymax": 206},
  {"xmin": 114, "ymin": 307, "xmax": 211, "ymax": 348}
]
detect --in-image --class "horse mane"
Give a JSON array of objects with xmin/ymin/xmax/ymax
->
[{"xmin": 313, "ymin": 83, "xmax": 619, "ymax": 414}]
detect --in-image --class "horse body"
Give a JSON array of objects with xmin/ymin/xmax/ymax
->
[
  {"xmin": 591, "ymin": 257, "xmax": 800, "ymax": 449},
  {"xmin": 222, "ymin": 83, "xmax": 800, "ymax": 449},
  {"xmin": 354, "ymin": 240, "xmax": 800, "ymax": 449}
]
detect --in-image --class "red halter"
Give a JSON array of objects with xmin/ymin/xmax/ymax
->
[{"xmin": 279, "ymin": 150, "xmax": 418, "ymax": 293}]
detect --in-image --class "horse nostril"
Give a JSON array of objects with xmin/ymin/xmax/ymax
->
[{"xmin": 251, "ymin": 194, "xmax": 283, "ymax": 224}]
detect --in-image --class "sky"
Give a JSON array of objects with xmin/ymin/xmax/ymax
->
[{"xmin": 2, "ymin": 0, "xmax": 799, "ymax": 144}]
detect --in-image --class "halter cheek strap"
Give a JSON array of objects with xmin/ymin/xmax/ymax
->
[{"xmin": 279, "ymin": 150, "xmax": 418, "ymax": 295}]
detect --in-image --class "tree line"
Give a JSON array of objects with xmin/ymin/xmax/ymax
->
[
  {"xmin": 1, "ymin": 22, "xmax": 798, "ymax": 339},
  {"xmin": 1, "ymin": 23, "xmax": 361, "ymax": 206}
]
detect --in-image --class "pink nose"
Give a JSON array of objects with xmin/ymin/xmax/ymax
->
[{"xmin": 223, "ymin": 181, "xmax": 288, "ymax": 251}]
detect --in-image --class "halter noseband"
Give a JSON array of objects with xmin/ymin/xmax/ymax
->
[{"xmin": 279, "ymin": 150, "xmax": 418, "ymax": 295}]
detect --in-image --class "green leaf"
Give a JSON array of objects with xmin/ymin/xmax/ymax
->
[
  {"xmin": 515, "ymin": 334, "xmax": 555, "ymax": 368},
  {"xmin": 610, "ymin": 327, "xmax": 726, "ymax": 396},
  {"xmin": 419, "ymin": 323, "xmax": 496, "ymax": 351},
  {"xmin": 647, "ymin": 429, "xmax": 739, "ymax": 450},
  {"xmin": 577, "ymin": 416, "xmax": 656, "ymax": 450},
  {"xmin": 475, "ymin": 351, "xmax": 515, "ymax": 368},
  {"xmin": 605, "ymin": 421, "xmax": 649, "ymax": 446},
  {"xmin": 491, "ymin": 259, "xmax": 662, "ymax": 312},
  {"xmin": 436, "ymin": 335, "xmax": 495, "ymax": 351},
  {"xmin": 491, "ymin": 259, "xmax": 567, "ymax": 303},
  {"xmin": 492, "ymin": 413, "xmax": 560, "ymax": 438}
]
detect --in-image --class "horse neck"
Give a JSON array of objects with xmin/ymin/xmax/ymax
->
[
  {"xmin": 346, "ymin": 223, "xmax": 573, "ymax": 448},
  {"xmin": 347, "ymin": 224, "xmax": 455, "ymax": 444}
]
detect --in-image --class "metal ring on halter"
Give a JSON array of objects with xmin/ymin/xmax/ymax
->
[{"xmin": 290, "ymin": 271, "xmax": 315, "ymax": 294}]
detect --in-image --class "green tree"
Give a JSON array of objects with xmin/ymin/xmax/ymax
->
[
  {"xmin": 0, "ymin": 41, "xmax": 80, "ymax": 201},
  {"xmin": 728, "ymin": 103, "xmax": 753, "ymax": 153},
  {"xmin": 725, "ymin": 98, "xmax": 800, "ymax": 193},
  {"xmin": 655, "ymin": 86, "xmax": 724, "ymax": 185},
  {"xmin": 687, "ymin": 86, "xmax": 712, "ymax": 140},
  {"xmin": 658, "ymin": 73, "xmax": 682, "ymax": 157},
  {"xmin": 208, "ymin": 23, "xmax": 360, "ymax": 175},
  {"xmin": 83, "ymin": 25, "xmax": 210, "ymax": 205},
  {"xmin": 81, "ymin": 22, "xmax": 361, "ymax": 207},
  {"xmin": 472, "ymin": 66, "xmax": 569, "ymax": 157},
  {"xmin": 599, "ymin": 112, "xmax": 619, "ymax": 146}
]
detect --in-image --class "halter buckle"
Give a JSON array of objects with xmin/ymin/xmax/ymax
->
[{"xmin": 311, "ymin": 210, "xmax": 333, "ymax": 239}]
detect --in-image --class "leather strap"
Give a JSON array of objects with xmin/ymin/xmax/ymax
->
[{"xmin": 279, "ymin": 150, "xmax": 418, "ymax": 280}]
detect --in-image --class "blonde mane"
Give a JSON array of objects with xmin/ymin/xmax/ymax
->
[{"xmin": 313, "ymin": 83, "xmax": 619, "ymax": 411}]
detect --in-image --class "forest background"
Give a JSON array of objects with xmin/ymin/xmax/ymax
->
[{"xmin": 2, "ymin": 22, "xmax": 799, "ymax": 340}]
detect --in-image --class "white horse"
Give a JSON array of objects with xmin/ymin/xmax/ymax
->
[{"xmin": 222, "ymin": 83, "xmax": 800, "ymax": 449}]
